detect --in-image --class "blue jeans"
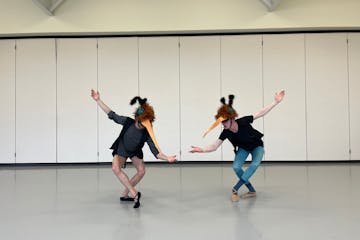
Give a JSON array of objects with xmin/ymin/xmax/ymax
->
[{"xmin": 232, "ymin": 146, "xmax": 264, "ymax": 192}]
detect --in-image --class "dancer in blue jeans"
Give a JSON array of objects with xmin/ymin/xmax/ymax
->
[{"xmin": 190, "ymin": 90, "xmax": 285, "ymax": 202}]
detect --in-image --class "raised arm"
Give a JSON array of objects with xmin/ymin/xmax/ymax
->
[
  {"xmin": 253, "ymin": 90, "xmax": 285, "ymax": 120},
  {"xmin": 91, "ymin": 89, "xmax": 112, "ymax": 114},
  {"xmin": 189, "ymin": 139, "xmax": 223, "ymax": 153}
]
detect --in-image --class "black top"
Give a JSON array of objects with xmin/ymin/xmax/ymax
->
[
  {"xmin": 108, "ymin": 111, "xmax": 159, "ymax": 158},
  {"xmin": 219, "ymin": 116, "xmax": 264, "ymax": 152}
]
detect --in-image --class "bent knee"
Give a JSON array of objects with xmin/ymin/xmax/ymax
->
[
  {"xmin": 138, "ymin": 168, "xmax": 146, "ymax": 177},
  {"xmin": 233, "ymin": 166, "xmax": 243, "ymax": 172},
  {"xmin": 249, "ymin": 162, "xmax": 260, "ymax": 170},
  {"xmin": 112, "ymin": 165, "xmax": 122, "ymax": 175}
]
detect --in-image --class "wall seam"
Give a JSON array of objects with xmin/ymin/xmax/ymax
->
[
  {"xmin": 14, "ymin": 40, "xmax": 17, "ymax": 163},
  {"xmin": 55, "ymin": 38, "xmax": 58, "ymax": 163},
  {"xmin": 304, "ymin": 34, "xmax": 309, "ymax": 161},
  {"xmin": 346, "ymin": 34, "xmax": 351, "ymax": 160}
]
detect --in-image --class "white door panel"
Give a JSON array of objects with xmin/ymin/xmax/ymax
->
[
  {"xmin": 348, "ymin": 33, "xmax": 360, "ymax": 160},
  {"xmin": 180, "ymin": 36, "xmax": 221, "ymax": 161},
  {"xmin": 0, "ymin": 40, "xmax": 15, "ymax": 163},
  {"xmin": 16, "ymin": 39, "xmax": 56, "ymax": 163},
  {"xmin": 139, "ymin": 37, "xmax": 180, "ymax": 162},
  {"xmin": 97, "ymin": 37, "xmax": 139, "ymax": 163},
  {"xmin": 263, "ymin": 34, "xmax": 307, "ymax": 161},
  {"xmin": 57, "ymin": 39, "xmax": 98, "ymax": 163},
  {"xmin": 305, "ymin": 33, "xmax": 349, "ymax": 160},
  {"xmin": 221, "ymin": 35, "xmax": 263, "ymax": 161}
]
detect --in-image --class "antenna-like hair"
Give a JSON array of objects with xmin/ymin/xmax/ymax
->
[
  {"xmin": 228, "ymin": 95, "xmax": 234, "ymax": 107},
  {"xmin": 220, "ymin": 97, "xmax": 226, "ymax": 105},
  {"xmin": 130, "ymin": 96, "xmax": 147, "ymax": 105},
  {"xmin": 139, "ymin": 97, "xmax": 147, "ymax": 105}
]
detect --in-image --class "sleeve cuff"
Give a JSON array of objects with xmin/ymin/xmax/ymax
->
[{"xmin": 108, "ymin": 110, "xmax": 115, "ymax": 119}]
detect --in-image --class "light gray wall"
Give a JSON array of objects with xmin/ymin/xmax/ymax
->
[{"xmin": 1, "ymin": 32, "xmax": 360, "ymax": 163}]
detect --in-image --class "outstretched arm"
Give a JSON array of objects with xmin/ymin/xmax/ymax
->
[
  {"xmin": 253, "ymin": 90, "xmax": 285, "ymax": 120},
  {"xmin": 190, "ymin": 139, "xmax": 223, "ymax": 153},
  {"xmin": 146, "ymin": 137, "xmax": 177, "ymax": 162},
  {"xmin": 91, "ymin": 89, "xmax": 112, "ymax": 114}
]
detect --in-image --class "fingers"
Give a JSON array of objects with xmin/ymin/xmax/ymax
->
[
  {"xmin": 278, "ymin": 90, "xmax": 285, "ymax": 96},
  {"xmin": 168, "ymin": 155, "xmax": 177, "ymax": 162},
  {"xmin": 91, "ymin": 89, "xmax": 100, "ymax": 100},
  {"xmin": 189, "ymin": 146, "xmax": 197, "ymax": 153},
  {"xmin": 275, "ymin": 90, "xmax": 285, "ymax": 102}
]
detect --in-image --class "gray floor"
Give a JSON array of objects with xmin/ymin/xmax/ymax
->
[{"xmin": 1, "ymin": 162, "xmax": 359, "ymax": 240}]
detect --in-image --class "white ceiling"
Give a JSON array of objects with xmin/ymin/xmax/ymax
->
[{"xmin": 31, "ymin": 0, "xmax": 281, "ymax": 16}]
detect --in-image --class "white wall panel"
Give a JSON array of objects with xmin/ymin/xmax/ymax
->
[
  {"xmin": 139, "ymin": 37, "xmax": 180, "ymax": 162},
  {"xmin": 263, "ymin": 34, "xmax": 306, "ymax": 161},
  {"xmin": 180, "ymin": 36, "xmax": 221, "ymax": 161},
  {"xmin": 305, "ymin": 33, "xmax": 349, "ymax": 160},
  {"xmin": 97, "ymin": 37, "xmax": 139, "ymax": 163},
  {"xmin": 2, "ymin": 33, "xmax": 358, "ymax": 164},
  {"xmin": 348, "ymin": 33, "xmax": 360, "ymax": 160},
  {"xmin": 16, "ymin": 39, "xmax": 56, "ymax": 163},
  {"xmin": 57, "ymin": 39, "xmax": 97, "ymax": 163},
  {"xmin": 0, "ymin": 40, "xmax": 15, "ymax": 163},
  {"xmin": 221, "ymin": 35, "xmax": 263, "ymax": 161}
]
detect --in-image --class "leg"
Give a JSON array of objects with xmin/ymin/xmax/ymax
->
[
  {"xmin": 240, "ymin": 146, "xmax": 264, "ymax": 183},
  {"xmin": 232, "ymin": 148, "xmax": 249, "ymax": 191},
  {"xmin": 240, "ymin": 179, "xmax": 257, "ymax": 198},
  {"xmin": 112, "ymin": 155, "xmax": 138, "ymax": 198},
  {"xmin": 239, "ymin": 181, "xmax": 257, "ymax": 198},
  {"xmin": 130, "ymin": 156, "xmax": 145, "ymax": 208},
  {"xmin": 239, "ymin": 146, "xmax": 264, "ymax": 198},
  {"xmin": 233, "ymin": 148, "xmax": 248, "ymax": 180},
  {"xmin": 233, "ymin": 148, "xmax": 256, "ymax": 193},
  {"xmin": 121, "ymin": 156, "xmax": 146, "ymax": 197},
  {"xmin": 231, "ymin": 149, "xmax": 249, "ymax": 202}
]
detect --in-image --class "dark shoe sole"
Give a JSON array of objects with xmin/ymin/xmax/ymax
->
[{"xmin": 120, "ymin": 196, "xmax": 134, "ymax": 202}]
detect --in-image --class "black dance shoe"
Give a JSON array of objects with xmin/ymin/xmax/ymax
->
[
  {"xmin": 133, "ymin": 192, "xmax": 141, "ymax": 208},
  {"xmin": 120, "ymin": 196, "xmax": 134, "ymax": 202}
]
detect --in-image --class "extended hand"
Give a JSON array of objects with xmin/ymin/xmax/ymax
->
[
  {"xmin": 189, "ymin": 146, "xmax": 203, "ymax": 153},
  {"xmin": 275, "ymin": 90, "xmax": 285, "ymax": 103},
  {"xmin": 91, "ymin": 89, "xmax": 100, "ymax": 101},
  {"xmin": 167, "ymin": 155, "xmax": 177, "ymax": 162}
]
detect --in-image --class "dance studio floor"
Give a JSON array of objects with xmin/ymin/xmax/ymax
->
[{"xmin": 1, "ymin": 162, "xmax": 359, "ymax": 240}]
